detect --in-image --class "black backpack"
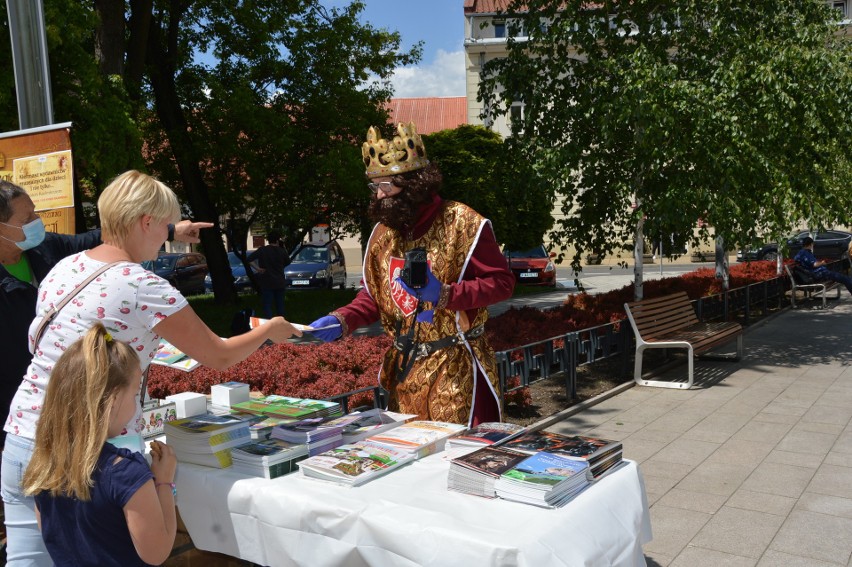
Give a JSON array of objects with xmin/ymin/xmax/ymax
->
[{"xmin": 792, "ymin": 264, "xmax": 817, "ymax": 285}]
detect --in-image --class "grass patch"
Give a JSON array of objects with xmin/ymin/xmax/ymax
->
[
  {"xmin": 187, "ymin": 288, "xmax": 359, "ymax": 337},
  {"xmin": 188, "ymin": 281, "xmax": 553, "ymax": 337}
]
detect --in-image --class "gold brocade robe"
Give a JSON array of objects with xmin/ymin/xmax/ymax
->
[{"xmin": 363, "ymin": 201, "xmax": 502, "ymax": 425}]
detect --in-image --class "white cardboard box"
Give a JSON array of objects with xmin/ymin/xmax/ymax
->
[
  {"xmin": 165, "ymin": 392, "xmax": 208, "ymax": 419},
  {"xmin": 211, "ymin": 381, "xmax": 250, "ymax": 408}
]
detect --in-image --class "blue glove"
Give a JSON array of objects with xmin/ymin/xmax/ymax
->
[
  {"xmin": 395, "ymin": 267, "xmax": 443, "ymax": 305},
  {"xmin": 416, "ymin": 309, "xmax": 434, "ymax": 324},
  {"xmin": 307, "ymin": 315, "xmax": 342, "ymax": 342}
]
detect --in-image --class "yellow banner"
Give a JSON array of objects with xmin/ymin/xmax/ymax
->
[
  {"xmin": 13, "ymin": 150, "xmax": 74, "ymax": 210},
  {"xmin": 0, "ymin": 124, "xmax": 74, "ymax": 233}
]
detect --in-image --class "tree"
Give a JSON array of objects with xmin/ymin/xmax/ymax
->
[
  {"xmin": 425, "ymin": 125, "xmax": 554, "ymax": 251},
  {"xmin": 480, "ymin": 0, "xmax": 852, "ymax": 298},
  {"xmin": 0, "ymin": 1, "xmax": 417, "ymax": 303}
]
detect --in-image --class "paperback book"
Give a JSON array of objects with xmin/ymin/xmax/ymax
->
[
  {"xmin": 494, "ymin": 451, "xmax": 591, "ymax": 508},
  {"xmin": 248, "ymin": 416, "xmax": 297, "ymax": 440},
  {"xmin": 448, "ymin": 446, "xmax": 530, "ymax": 499},
  {"xmin": 297, "ymin": 441, "xmax": 415, "ymax": 486},
  {"xmin": 231, "ymin": 395, "xmax": 342, "ymax": 420},
  {"xmin": 325, "ymin": 409, "xmax": 416, "ymax": 444},
  {"xmin": 367, "ymin": 420, "xmax": 466, "ymax": 458},
  {"xmin": 231, "ymin": 438, "xmax": 309, "ymax": 479},
  {"xmin": 500, "ymin": 430, "xmax": 581, "ymax": 455},
  {"xmin": 150, "ymin": 340, "xmax": 200, "ymax": 372},
  {"xmin": 445, "ymin": 422, "xmax": 525, "ymax": 459},
  {"xmin": 547, "ymin": 435, "xmax": 623, "ymax": 466},
  {"xmin": 164, "ymin": 413, "xmax": 257, "ymax": 469},
  {"xmin": 270, "ymin": 417, "xmax": 345, "ymax": 455}
]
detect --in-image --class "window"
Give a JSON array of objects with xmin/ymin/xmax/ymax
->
[
  {"xmin": 510, "ymin": 102, "xmax": 525, "ymax": 126},
  {"xmin": 828, "ymin": 1, "xmax": 847, "ymax": 16},
  {"xmin": 493, "ymin": 20, "xmax": 506, "ymax": 38}
]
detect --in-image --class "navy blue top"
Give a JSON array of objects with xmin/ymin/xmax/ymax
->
[{"xmin": 35, "ymin": 442, "xmax": 155, "ymax": 567}]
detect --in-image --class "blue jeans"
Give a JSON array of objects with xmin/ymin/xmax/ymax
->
[
  {"xmin": 261, "ymin": 287, "xmax": 286, "ymax": 319},
  {"xmin": 1, "ymin": 434, "xmax": 51, "ymax": 566},
  {"xmin": 820, "ymin": 270, "xmax": 852, "ymax": 296}
]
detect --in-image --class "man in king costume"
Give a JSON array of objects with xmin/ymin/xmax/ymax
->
[{"xmin": 308, "ymin": 122, "xmax": 515, "ymax": 426}]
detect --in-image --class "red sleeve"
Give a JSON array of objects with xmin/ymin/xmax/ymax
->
[
  {"xmin": 445, "ymin": 222, "xmax": 515, "ymax": 312},
  {"xmin": 334, "ymin": 287, "xmax": 380, "ymax": 335}
]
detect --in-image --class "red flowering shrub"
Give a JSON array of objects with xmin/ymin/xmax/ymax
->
[
  {"xmin": 149, "ymin": 261, "xmax": 783, "ymax": 414},
  {"xmin": 148, "ymin": 335, "xmax": 391, "ymax": 410},
  {"xmin": 503, "ymin": 376, "xmax": 532, "ymax": 408},
  {"xmin": 484, "ymin": 260, "xmax": 783, "ymax": 353}
]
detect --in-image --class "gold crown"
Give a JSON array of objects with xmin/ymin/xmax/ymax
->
[{"xmin": 362, "ymin": 122, "xmax": 429, "ymax": 179}]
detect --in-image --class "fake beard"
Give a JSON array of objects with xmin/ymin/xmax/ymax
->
[{"xmin": 368, "ymin": 188, "xmax": 432, "ymax": 233}]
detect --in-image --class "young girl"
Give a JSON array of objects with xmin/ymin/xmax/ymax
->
[{"xmin": 22, "ymin": 323, "xmax": 177, "ymax": 566}]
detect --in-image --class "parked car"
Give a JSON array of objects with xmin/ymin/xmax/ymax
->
[
  {"xmin": 285, "ymin": 241, "xmax": 347, "ymax": 289},
  {"xmin": 141, "ymin": 252, "xmax": 209, "ymax": 295},
  {"xmin": 737, "ymin": 230, "xmax": 852, "ymax": 262},
  {"xmin": 504, "ymin": 245, "xmax": 557, "ymax": 287},
  {"xmin": 204, "ymin": 251, "xmax": 256, "ymax": 293}
]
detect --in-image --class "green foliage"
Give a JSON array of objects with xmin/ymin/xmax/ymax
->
[
  {"xmin": 425, "ymin": 125, "xmax": 554, "ymax": 250},
  {"xmin": 188, "ymin": 288, "xmax": 359, "ymax": 337},
  {"xmin": 0, "ymin": 1, "xmax": 421, "ymax": 300},
  {"xmin": 481, "ymin": 0, "xmax": 852, "ymax": 270},
  {"xmin": 0, "ymin": 1, "xmax": 144, "ymax": 203}
]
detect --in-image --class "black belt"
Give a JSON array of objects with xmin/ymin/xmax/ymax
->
[{"xmin": 393, "ymin": 324, "xmax": 485, "ymax": 361}]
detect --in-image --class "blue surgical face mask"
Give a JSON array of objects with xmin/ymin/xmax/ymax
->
[{"xmin": 0, "ymin": 217, "xmax": 46, "ymax": 250}]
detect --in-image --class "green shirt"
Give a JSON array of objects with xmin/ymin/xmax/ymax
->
[{"xmin": 4, "ymin": 254, "xmax": 34, "ymax": 285}]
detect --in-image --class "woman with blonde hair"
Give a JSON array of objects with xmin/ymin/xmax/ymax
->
[
  {"xmin": 24, "ymin": 324, "xmax": 177, "ymax": 566},
  {"xmin": 2, "ymin": 170, "xmax": 302, "ymax": 565}
]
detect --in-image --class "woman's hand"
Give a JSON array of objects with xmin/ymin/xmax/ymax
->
[
  {"xmin": 172, "ymin": 220, "xmax": 214, "ymax": 244},
  {"xmin": 267, "ymin": 317, "xmax": 303, "ymax": 342}
]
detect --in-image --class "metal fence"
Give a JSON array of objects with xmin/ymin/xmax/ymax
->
[{"xmin": 495, "ymin": 272, "xmax": 791, "ymax": 400}]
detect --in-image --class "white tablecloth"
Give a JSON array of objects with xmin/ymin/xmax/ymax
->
[{"xmin": 175, "ymin": 455, "xmax": 652, "ymax": 567}]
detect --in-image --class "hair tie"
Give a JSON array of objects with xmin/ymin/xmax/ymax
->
[{"xmin": 104, "ymin": 332, "xmax": 113, "ymax": 343}]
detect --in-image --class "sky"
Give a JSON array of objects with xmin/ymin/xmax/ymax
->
[{"xmin": 325, "ymin": 0, "xmax": 466, "ymax": 98}]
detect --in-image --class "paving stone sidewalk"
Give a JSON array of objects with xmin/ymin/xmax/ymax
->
[{"xmin": 544, "ymin": 295, "xmax": 852, "ymax": 566}]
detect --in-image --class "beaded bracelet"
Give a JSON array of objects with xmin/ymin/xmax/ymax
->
[{"xmin": 155, "ymin": 481, "xmax": 177, "ymax": 497}]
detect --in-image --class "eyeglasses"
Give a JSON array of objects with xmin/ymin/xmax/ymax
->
[{"xmin": 368, "ymin": 181, "xmax": 399, "ymax": 195}]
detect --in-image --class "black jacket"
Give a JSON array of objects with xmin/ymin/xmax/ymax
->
[{"xmin": 0, "ymin": 230, "xmax": 101, "ymax": 439}]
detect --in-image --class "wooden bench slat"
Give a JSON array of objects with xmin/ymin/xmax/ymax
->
[{"xmin": 624, "ymin": 291, "xmax": 743, "ymax": 389}]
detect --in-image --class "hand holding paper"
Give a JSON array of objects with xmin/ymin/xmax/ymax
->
[{"xmin": 306, "ymin": 315, "xmax": 342, "ymax": 342}]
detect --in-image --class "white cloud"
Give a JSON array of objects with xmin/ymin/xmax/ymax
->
[{"xmin": 388, "ymin": 49, "xmax": 465, "ymax": 98}]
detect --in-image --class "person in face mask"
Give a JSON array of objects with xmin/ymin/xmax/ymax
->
[{"xmin": 0, "ymin": 180, "xmax": 210, "ymax": 451}]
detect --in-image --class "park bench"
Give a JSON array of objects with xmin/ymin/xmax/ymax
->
[
  {"xmin": 783, "ymin": 264, "xmax": 841, "ymax": 309},
  {"xmin": 624, "ymin": 291, "xmax": 743, "ymax": 389}
]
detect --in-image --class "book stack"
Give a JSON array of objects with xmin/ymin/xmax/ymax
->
[
  {"xmin": 494, "ymin": 452, "xmax": 590, "ymax": 508},
  {"xmin": 231, "ymin": 395, "xmax": 342, "ymax": 421},
  {"xmin": 325, "ymin": 408, "xmax": 416, "ymax": 444},
  {"xmin": 444, "ymin": 422, "xmax": 525, "ymax": 459},
  {"xmin": 270, "ymin": 417, "xmax": 345, "ymax": 456},
  {"xmin": 247, "ymin": 416, "xmax": 297, "ymax": 440},
  {"xmin": 297, "ymin": 441, "xmax": 416, "ymax": 486},
  {"xmin": 164, "ymin": 413, "xmax": 257, "ymax": 468},
  {"xmin": 501, "ymin": 430, "xmax": 623, "ymax": 481},
  {"xmin": 448, "ymin": 446, "xmax": 529, "ymax": 498},
  {"xmin": 366, "ymin": 420, "xmax": 467, "ymax": 459},
  {"xmin": 230, "ymin": 438, "xmax": 309, "ymax": 479},
  {"xmin": 550, "ymin": 435, "xmax": 624, "ymax": 480}
]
